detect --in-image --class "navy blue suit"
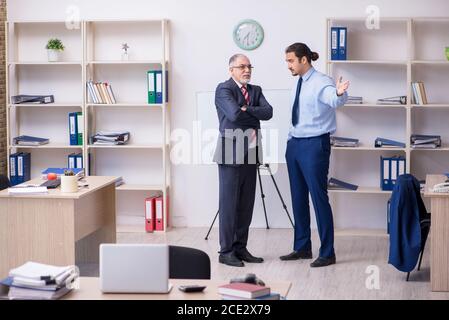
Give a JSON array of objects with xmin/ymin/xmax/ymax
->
[{"xmin": 213, "ymin": 78, "xmax": 273, "ymax": 254}]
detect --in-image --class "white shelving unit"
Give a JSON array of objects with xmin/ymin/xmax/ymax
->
[
  {"xmin": 5, "ymin": 19, "xmax": 171, "ymax": 232},
  {"xmin": 326, "ymin": 17, "xmax": 449, "ymax": 229}
]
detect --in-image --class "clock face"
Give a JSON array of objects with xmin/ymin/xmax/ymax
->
[{"xmin": 233, "ymin": 20, "xmax": 264, "ymax": 51}]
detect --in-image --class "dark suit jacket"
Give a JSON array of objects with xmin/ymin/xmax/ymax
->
[
  {"xmin": 388, "ymin": 174, "xmax": 427, "ymax": 272},
  {"xmin": 213, "ymin": 78, "xmax": 273, "ymax": 165}
]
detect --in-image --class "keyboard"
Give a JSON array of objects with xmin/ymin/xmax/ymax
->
[{"xmin": 40, "ymin": 179, "xmax": 61, "ymax": 189}]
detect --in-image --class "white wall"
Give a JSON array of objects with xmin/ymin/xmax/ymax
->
[{"xmin": 8, "ymin": 0, "xmax": 449, "ymax": 229}]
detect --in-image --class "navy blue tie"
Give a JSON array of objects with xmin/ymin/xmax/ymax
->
[{"xmin": 291, "ymin": 77, "xmax": 303, "ymax": 126}]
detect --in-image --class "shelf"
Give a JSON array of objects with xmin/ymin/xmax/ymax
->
[
  {"xmin": 412, "ymin": 60, "xmax": 449, "ymax": 65},
  {"xmin": 87, "ymin": 144, "xmax": 164, "ymax": 149},
  {"xmin": 116, "ymin": 184, "xmax": 166, "ymax": 191},
  {"xmin": 410, "ymin": 147, "xmax": 449, "ymax": 151},
  {"xmin": 9, "ymin": 103, "xmax": 83, "ymax": 108},
  {"xmin": 328, "ymin": 60, "xmax": 407, "ymax": 65},
  {"xmin": 411, "ymin": 104, "xmax": 449, "ymax": 108},
  {"xmin": 9, "ymin": 144, "xmax": 83, "ymax": 149},
  {"xmin": 332, "ymin": 146, "xmax": 406, "ymax": 151},
  {"xmin": 8, "ymin": 61, "xmax": 82, "ymax": 66},
  {"xmin": 329, "ymin": 187, "xmax": 392, "ymax": 194},
  {"xmin": 87, "ymin": 60, "xmax": 164, "ymax": 65},
  {"xmin": 87, "ymin": 103, "xmax": 164, "ymax": 108},
  {"xmin": 343, "ymin": 104, "xmax": 406, "ymax": 108}
]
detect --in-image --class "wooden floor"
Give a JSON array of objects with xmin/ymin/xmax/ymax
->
[{"xmin": 83, "ymin": 227, "xmax": 449, "ymax": 300}]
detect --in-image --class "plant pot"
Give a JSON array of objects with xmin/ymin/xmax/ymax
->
[
  {"xmin": 47, "ymin": 49, "xmax": 61, "ymax": 62},
  {"xmin": 60, "ymin": 175, "xmax": 78, "ymax": 193}
]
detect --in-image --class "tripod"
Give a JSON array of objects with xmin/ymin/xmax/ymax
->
[{"xmin": 205, "ymin": 163, "xmax": 295, "ymax": 240}]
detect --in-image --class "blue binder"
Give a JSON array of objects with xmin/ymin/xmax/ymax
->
[
  {"xmin": 330, "ymin": 27, "xmax": 340, "ymax": 60},
  {"xmin": 9, "ymin": 153, "xmax": 18, "ymax": 186},
  {"xmin": 68, "ymin": 153, "xmax": 77, "ymax": 169},
  {"xmin": 338, "ymin": 27, "xmax": 347, "ymax": 60},
  {"xmin": 76, "ymin": 153, "xmax": 83, "ymax": 169},
  {"xmin": 155, "ymin": 71, "xmax": 163, "ymax": 104},
  {"xmin": 69, "ymin": 112, "xmax": 78, "ymax": 146},
  {"xmin": 381, "ymin": 156, "xmax": 406, "ymax": 191},
  {"xmin": 17, "ymin": 152, "xmax": 31, "ymax": 184}
]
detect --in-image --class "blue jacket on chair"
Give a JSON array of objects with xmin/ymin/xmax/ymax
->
[{"xmin": 388, "ymin": 174, "xmax": 427, "ymax": 273}]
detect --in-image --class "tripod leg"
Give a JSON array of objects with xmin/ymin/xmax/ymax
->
[
  {"xmin": 257, "ymin": 165, "xmax": 270, "ymax": 229},
  {"xmin": 265, "ymin": 164, "xmax": 295, "ymax": 228},
  {"xmin": 205, "ymin": 210, "xmax": 219, "ymax": 240}
]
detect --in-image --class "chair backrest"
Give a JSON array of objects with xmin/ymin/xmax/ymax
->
[
  {"xmin": 169, "ymin": 245, "xmax": 211, "ymax": 279},
  {"xmin": 0, "ymin": 175, "xmax": 11, "ymax": 191}
]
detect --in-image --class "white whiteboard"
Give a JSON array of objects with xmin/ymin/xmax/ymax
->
[{"xmin": 195, "ymin": 89, "xmax": 292, "ymax": 164}]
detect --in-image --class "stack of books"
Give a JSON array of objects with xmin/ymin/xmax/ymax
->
[
  {"xmin": 90, "ymin": 130, "xmax": 130, "ymax": 145},
  {"xmin": 411, "ymin": 82, "xmax": 428, "ymax": 105},
  {"xmin": 13, "ymin": 135, "xmax": 49, "ymax": 146},
  {"xmin": 346, "ymin": 96, "xmax": 363, "ymax": 104},
  {"xmin": 87, "ymin": 80, "xmax": 117, "ymax": 104},
  {"xmin": 411, "ymin": 134, "xmax": 441, "ymax": 149},
  {"xmin": 218, "ymin": 282, "xmax": 280, "ymax": 300},
  {"xmin": 374, "ymin": 137, "xmax": 406, "ymax": 148},
  {"xmin": 376, "ymin": 96, "xmax": 407, "ymax": 105},
  {"xmin": 330, "ymin": 136, "xmax": 359, "ymax": 147},
  {"xmin": 8, "ymin": 184, "xmax": 48, "ymax": 195},
  {"xmin": 0, "ymin": 262, "xmax": 78, "ymax": 300},
  {"xmin": 327, "ymin": 177, "xmax": 358, "ymax": 191}
]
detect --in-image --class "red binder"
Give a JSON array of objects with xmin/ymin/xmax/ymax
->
[
  {"xmin": 144, "ymin": 197, "xmax": 156, "ymax": 232},
  {"xmin": 155, "ymin": 196, "xmax": 169, "ymax": 231}
]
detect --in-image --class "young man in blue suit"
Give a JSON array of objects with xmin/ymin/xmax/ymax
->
[
  {"xmin": 280, "ymin": 43, "xmax": 349, "ymax": 267},
  {"xmin": 213, "ymin": 54, "xmax": 273, "ymax": 267}
]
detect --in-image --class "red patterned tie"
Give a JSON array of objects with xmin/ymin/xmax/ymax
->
[
  {"xmin": 241, "ymin": 86, "xmax": 256, "ymax": 148},
  {"xmin": 241, "ymin": 86, "xmax": 250, "ymax": 105}
]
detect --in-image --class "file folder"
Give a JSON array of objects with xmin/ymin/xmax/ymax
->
[
  {"xmin": 374, "ymin": 137, "xmax": 406, "ymax": 148},
  {"xmin": 330, "ymin": 27, "xmax": 339, "ymax": 60},
  {"xmin": 17, "ymin": 152, "xmax": 31, "ymax": 184},
  {"xmin": 145, "ymin": 197, "xmax": 156, "ymax": 232},
  {"xmin": 69, "ymin": 112, "xmax": 78, "ymax": 146},
  {"xmin": 328, "ymin": 177, "xmax": 358, "ymax": 190},
  {"xmin": 76, "ymin": 112, "xmax": 83, "ymax": 145},
  {"xmin": 155, "ymin": 71, "xmax": 163, "ymax": 104},
  {"xmin": 147, "ymin": 71, "xmax": 156, "ymax": 104},
  {"xmin": 381, "ymin": 156, "xmax": 406, "ymax": 191},
  {"xmin": 338, "ymin": 27, "xmax": 347, "ymax": 60},
  {"xmin": 68, "ymin": 153, "xmax": 76, "ymax": 169},
  {"xmin": 76, "ymin": 153, "xmax": 83, "ymax": 169},
  {"xmin": 155, "ymin": 196, "xmax": 164, "ymax": 231},
  {"xmin": 9, "ymin": 153, "xmax": 18, "ymax": 186}
]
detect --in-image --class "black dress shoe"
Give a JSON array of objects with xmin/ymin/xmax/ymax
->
[
  {"xmin": 279, "ymin": 250, "xmax": 312, "ymax": 261},
  {"xmin": 235, "ymin": 248, "xmax": 264, "ymax": 263},
  {"xmin": 219, "ymin": 252, "xmax": 244, "ymax": 267},
  {"xmin": 310, "ymin": 256, "xmax": 336, "ymax": 268}
]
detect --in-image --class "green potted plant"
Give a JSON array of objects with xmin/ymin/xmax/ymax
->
[{"xmin": 46, "ymin": 38, "xmax": 65, "ymax": 62}]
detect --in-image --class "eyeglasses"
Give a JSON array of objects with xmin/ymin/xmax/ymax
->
[{"xmin": 231, "ymin": 64, "xmax": 254, "ymax": 71}]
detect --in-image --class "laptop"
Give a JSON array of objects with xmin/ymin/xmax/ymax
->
[{"xmin": 100, "ymin": 244, "xmax": 172, "ymax": 293}]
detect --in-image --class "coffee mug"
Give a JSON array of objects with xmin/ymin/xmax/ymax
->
[{"xmin": 60, "ymin": 175, "xmax": 78, "ymax": 193}]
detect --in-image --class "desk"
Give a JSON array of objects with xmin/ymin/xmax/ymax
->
[
  {"xmin": 65, "ymin": 277, "xmax": 292, "ymax": 300},
  {"xmin": 424, "ymin": 175, "xmax": 449, "ymax": 292},
  {"xmin": 0, "ymin": 176, "xmax": 118, "ymax": 278}
]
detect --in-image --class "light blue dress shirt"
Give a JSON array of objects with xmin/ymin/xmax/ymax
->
[{"xmin": 288, "ymin": 67, "xmax": 348, "ymax": 139}]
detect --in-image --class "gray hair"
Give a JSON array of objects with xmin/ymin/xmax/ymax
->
[{"xmin": 229, "ymin": 54, "xmax": 249, "ymax": 66}]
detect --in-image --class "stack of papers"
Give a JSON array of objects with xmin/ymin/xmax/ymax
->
[
  {"xmin": 8, "ymin": 184, "xmax": 48, "ymax": 195},
  {"xmin": 410, "ymin": 134, "xmax": 441, "ymax": 149},
  {"xmin": 218, "ymin": 282, "xmax": 279, "ymax": 300},
  {"xmin": 330, "ymin": 136, "xmax": 359, "ymax": 147},
  {"xmin": 347, "ymin": 96, "xmax": 363, "ymax": 104},
  {"xmin": 13, "ymin": 135, "xmax": 49, "ymax": 146},
  {"xmin": 91, "ymin": 130, "xmax": 130, "ymax": 145},
  {"xmin": 1, "ymin": 262, "xmax": 78, "ymax": 300}
]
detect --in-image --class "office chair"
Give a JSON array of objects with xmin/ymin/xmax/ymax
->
[
  {"xmin": 387, "ymin": 174, "xmax": 431, "ymax": 281},
  {"xmin": 169, "ymin": 245, "xmax": 211, "ymax": 279},
  {"xmin": 0, "ymin": 174, "xmax": 11, "ymax": 191}
]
